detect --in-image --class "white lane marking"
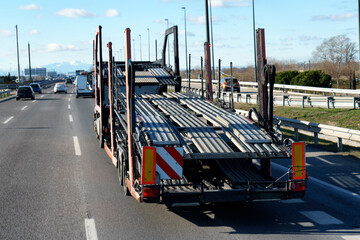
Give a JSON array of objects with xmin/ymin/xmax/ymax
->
[
  {"xmin": 316, "ymin": 156, "xmax": 335, "ymax": 165},
  {"xmin": 85, "ymin": 218, "xmax": 98, "ymax": 240},
  {"xmin": 298, "ymin": 222, "xmax": 315, "ymax": 227},
  {"xmin": 21, "ymin": 106, "xmax": 28, "ymax": 111},
  {"xmin": 300, "ymin": 211, "xmax": 343, "ymax": 225},
  {"xmin": 73, "ymin": 136, "xmax": 81, "ymax": 156},
  {"xmin": 32, "ymin": 100, "xmax": 36, "ymax": 103},
  {"xmin": 68, "ymin": 104, "xmax": 71, "ymax": 109},
  {"xmin": 68, "ymin": 98, "xmax": 71, "ymax": 102},
  {"xmin": 281, "ymin": 199, "xmax": 304, "ymax": 204},
  {"xmin": 3, "ymin": 116, "xmax": 14, "ymax": 124},
  {"xmin": 342, "ymin": 236, "xmax": 360, "ymax": 240},
  {"xmin": 69, "ymin": 115, "xmax": 73, "ymax": 122},
  {"xmin": 40, "ymin": 95, "xmax": 45, "ymax": 98}
]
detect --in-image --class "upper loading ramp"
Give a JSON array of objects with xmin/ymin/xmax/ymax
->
[{"xmin": 114, "ymin": 63, "xmax": 178, "ymax": 86}]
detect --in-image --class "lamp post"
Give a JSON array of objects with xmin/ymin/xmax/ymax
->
[
  {"xmin": 181, "ymin": 7, "xmax": 188, "ymax": 81},
  {"xmin": 358, "ymin": 0, "xmax": 360, "ymax": 80},
  {"xmin": 147, "ymin": 28, "xmax": 150, "ymax": 61},
  {"xmin": 164, "ymin": 19, "xmax": 170, "ymax": 66},
  {"xmin": 15, "ymin": 25, "xmax": 21, "ymax": 83},
  {"xmin": 209, "ymin": 0, "xmax": 215, "ymax": 81},
  {"xmin": 139, "ymin": 34, "xmax": 142, "ymax": 61},
  {"xmin": 252, "ymin": 0, "xmax": 257, "ymax": 83},
  {"xmin": 28, "ymin": 42, "xmax": 32, "ymax": 82}
]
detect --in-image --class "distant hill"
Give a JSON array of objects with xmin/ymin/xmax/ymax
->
[{"xmin": 43, "ymin": 61, "xmax": 92, "ymax": 74}]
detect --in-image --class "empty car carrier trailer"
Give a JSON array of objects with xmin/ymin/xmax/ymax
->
[{"xmin": 93, "ymin": 25, "xmax": 307, "ymax": 206}]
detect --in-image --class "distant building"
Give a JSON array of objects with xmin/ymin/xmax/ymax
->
[
  {"xmin": 47, "ymin": 71, "xmax": 57, "ymax": 78},
  {"xmin": 25, "ymin": 68, "xmax": 47, "ymax": 77}
]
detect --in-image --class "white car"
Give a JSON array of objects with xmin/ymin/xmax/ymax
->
[{"xmin": 54, "ymin": 83, "xmax": 67, "ymax": 94}]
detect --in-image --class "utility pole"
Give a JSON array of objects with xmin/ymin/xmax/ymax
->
[
  {"xmin": 252, "ymin": 0, "xmax": 257, "ymax": 83},
  {"xmin": 15, "ymin": 25, "xmax": 21, "ymax": 83},
  {"xmin": 155, "ymin": 40, "xmax": 158, "ymax": 60},
  {"xmin": 28, "ymin": 42, "xmax": 32, "ymax": 82},
  {"xmin": 147, "ymin": 28, "xmax": 150, "ymax": 61},
  {"xmin": 209, "ymin": 0, "xmax": 215, "ymax": 81},
  {"xmin": 358, "ymin": 0, "xmax": 360, "ymax": 79},
  {"xmin": 182, "ymin": 7, "xmax": 188, "ymax": 82},
  {"xmin": 139, "ymin": 34, "xmax": 142, "ymax": 61}
]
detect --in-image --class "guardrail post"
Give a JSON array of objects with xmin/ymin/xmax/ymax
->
[
  {"xmin": 294, "ymin": 128, "xmax": 299, "ymax": 141},
  {"xmin": 314, "ymin": 132, "xmax": 319, "ymax": 145},
  {"xmin": 236, "ymin": 93, "xmax": 241, "ymax": 102},
  {"xmin": 302, "ymin": 96, "xmax": 306, "ymax": 108},
  {"xmin": 338, "ymin": 138, "xmax": 343, "ymax": 152}
]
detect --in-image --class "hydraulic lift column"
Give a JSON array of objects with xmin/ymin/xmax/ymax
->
[{"xmin": 256, "ymin": 28, "xmax": 272, "ymax": 178}]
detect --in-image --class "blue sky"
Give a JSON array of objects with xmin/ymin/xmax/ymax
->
[{"xmin": 0, "ymin": 0, "xmax": 358, "ymax": 75}]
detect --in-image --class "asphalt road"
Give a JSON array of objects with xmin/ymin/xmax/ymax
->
[{"xmin": 0, "ymin": 84, "xmax": 360, "ymax": 240}]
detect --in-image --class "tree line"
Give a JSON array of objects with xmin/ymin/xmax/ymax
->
[{"xmin": 181, "ymin": 34, "xmax": 358, "ymax": 89}]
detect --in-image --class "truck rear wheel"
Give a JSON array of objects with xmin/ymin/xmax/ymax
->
[
  {"xmin": 117, "ymin": 155, "xmax": 123, "ymax": 186},
  {"xmin": 99, "ymin": 131, "xmax": 104, "ymax": 148},
  {"xmin": 123, "ymin": 160, "xmax": 130, "ymax": 196}
]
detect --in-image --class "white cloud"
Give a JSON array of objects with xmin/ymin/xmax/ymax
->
[
  {"xmin": 70, "ymin": 61, "xmax": 77, "ymax": 65},
  {"xmin": 188, "ymin": 15, "xmax": 220, "ymax": 24},
  {"xmin": 54, "ymin": 8, "xmax": 95, "ymax": 18},
  {"xmin": 311, "ymin": 13, "xmax": 357, "ymax": 21},
  {"xmin": 211, "ymin": 0, "xmax": 249, "ymax": 8},
  {"xmin": 0, "ymin": 30, "xmax": 12, "ymax": 38},
  {"xmin": 189, "ymin": 16, "xmax": 206, "ymax": 24},
  {"xmin": 105, "ymin": 9, "xmax": 120, "ymax": 17},
  {"xmin": 19, "ymin": 4, "xmax": 42, "ymax": 10},
  {"xmin": 179, "ymin": 30, "xmax": 195, "ymax": 37},
  {"xmin": 30, "ymin": 29, "xmax": 39, "ymax": 35},
  {"xmin": 39, "ymin": 43, "xmax": 84, "ymax": 53}
]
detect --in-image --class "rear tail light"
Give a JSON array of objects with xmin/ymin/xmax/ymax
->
[
  {"xmin": 289, "ymin": 182, "xmax": 306, "ymax": 192},
  {"xmin": 143, "ymin": 187, "xmax": 160, "ymax": 198}
]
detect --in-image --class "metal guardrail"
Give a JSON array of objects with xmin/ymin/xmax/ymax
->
[
  {"xmin": 181, "ymin": 82, "xmax": 360, "ymax": 109},
  {"xmin": 0, "ymin": 89, "xmax": 11, "ymax": 99},
  {"xmin": 235, "ymin": 109, "xmax": 360, "ymax": 152},
  {"xmin": 183, "ymin": 79, "xmax": 360, "ymax": 96}
]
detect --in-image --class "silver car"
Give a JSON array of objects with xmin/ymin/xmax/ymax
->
[{"xmin": 54, "ymin": 83, "xmax": 67, "ymax": 94}]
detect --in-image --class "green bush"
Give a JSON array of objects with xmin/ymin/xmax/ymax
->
[
  {"xmin": 275, "ymin": 70, "xmax": 331, "ymax": 88},
  {"xmin": 275, "ymin": 70, "xmax": 299, "ymax": 85},
  {"xmin": 291, "ymin": 70, "xmax": 331, "ymax": 88}
]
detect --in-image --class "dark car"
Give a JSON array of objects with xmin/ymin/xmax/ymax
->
[
  {"xmin": 220, "ymin": 77, "xmax": 240, "ymax": 92},
  {"xmin": 16, "ymin": 86, "xmax": 35, "ymax": 100},
  {"xmin": 66, "ymin": 78, "xmax": 73, "ymax": 84},
  {"xmin": 29, "ymin": 83, "xmax": 42, "ymax": 94}
]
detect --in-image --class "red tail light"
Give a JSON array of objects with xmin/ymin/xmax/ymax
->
[
  {"xmin": 143, "ymin": 187, "xmax": 160, "ymax": 198},
  {"xmin": 290, "ymin": 182, "xmax": 306, "ymax": 192}
]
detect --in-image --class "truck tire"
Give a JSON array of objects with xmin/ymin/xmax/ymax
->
[
  {"xmin": 99, "ymin": 131, "xmax": 104, "ymax": 148},
  {"xmin": 123, "ymin": 160, "xmax": 130, "ymax": 196},
  {"xmin": 117, "ymin": 155, "xmax": 123, "ymax": 186}
]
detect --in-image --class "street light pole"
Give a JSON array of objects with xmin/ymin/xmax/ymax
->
[
  {"xmin": 139, "ymin": 34, "xmax": 142, "ymax": 61},
  {"xmin": 209, "ymin": 0, "xmax": 215, "ymax": 81},
  {"xmin": 147, "ymin": 28, "xmax": 150, "ymax": 61},
  {"xmin": 182, "ymin": 7, "xmax": 188, "ymax": 81},
  {"xmin": 15, "ymin": 25, "xmax": 21, "ymax": 83},
  {"xmin": 252, "ymin": 0, "xmax": 257, "ymax": 83},
  {"xmin": 28, "ymin": 42, "xmax": 32, "ymax": 82},
  {"xmin": 358, "ymin": 0, "xmax": 360, "ymax": 79}
]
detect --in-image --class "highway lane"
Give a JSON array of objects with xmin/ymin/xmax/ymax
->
[{"xmin": 1, "ymin": 84, "xmax": 360, "ymax": 239}]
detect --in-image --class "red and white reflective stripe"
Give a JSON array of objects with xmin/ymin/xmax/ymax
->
[{"xmin": 156, "ymin": 147, "xmax": 183, "ymax": 179}]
